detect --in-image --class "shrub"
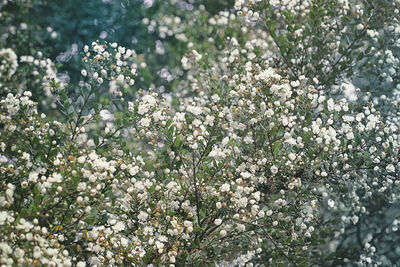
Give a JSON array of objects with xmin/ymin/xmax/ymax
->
[{"xmin": 0, "ymin": 0, "xmax": 399, "ymax": 266}]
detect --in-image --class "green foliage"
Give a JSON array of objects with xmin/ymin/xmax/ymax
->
[{"xmin": 0, "ymin": 0, "xmax": 400, "ymax": 266}]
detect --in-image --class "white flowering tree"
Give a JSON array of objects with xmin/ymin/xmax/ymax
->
[{"xmin": 0, "ymin": 0, "xmax": 399, "ymax": 266}]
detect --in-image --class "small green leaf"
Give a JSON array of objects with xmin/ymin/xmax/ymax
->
[
  {"xmin": 277, "ymin": 127, "xmax": 285, "ymax": 137},
  {"xmin": 77, "ymin": 95, "xmax": 85, "ymax": 108},
  {"xmin": 67, "ymin": 105, "xmax": 74, "ymax": 114},
  {"xmin": 273, "ymin": 140, "xmax": 282, "ymax": 154},
  {"xmin": 167, "ymin": 125, "xmax": 175, "ymax": 140},
  {"xmin": 305, "ymin": 112, "xmax": 313, "ymax": 125},
  {"xmin": 94, "ymin": 136, "xmax": 99, "ymax": 146},
  {"xmin": 165, "ymin": 119, "xmax": 172, "ymax": 128},
  {"xmin": 270, "ymin": 126, "xmax": 278, "ymax": 137},
  {"xmin": 174, "ymin": 135, "xmax": 181, "ymax": 148},
  {"xmin": 193, "ymin": 227, "xmax": 202, "ymax": 233},
  {"xmin": 33, "ymin": 185, "xmax": 39, "ymax": 195},
  {"xmin": 49, "ymin": 149, "xmax": 57, "ymax": 159}
]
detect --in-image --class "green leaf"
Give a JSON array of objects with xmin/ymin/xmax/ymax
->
[
  {"xmin": 270, "ymin": 126, "xmax": 278, "ymax": 137},
  {"xmin": 16, "ymin": 208, "xmax": 28, "ymax": 223},
  {"xmin": 277, "ymin": 127, "xmax": 285, "ymax": 137},
  {"xmin": 33, "ymin": 185, "xmax": 39, "ymax": 195},
  {"xmin": 77, "ymin": 95, "xmax": 85, "ymax": 108},
  {"xmin": 267, "ymin": 21, "xmax": 276, "ymax": 38},
  {"xmin": 165, "ymin": 119, "xmax": 172, "ymax": 129},
  {"xmin": 67, "ymin": 105, "xmax": 75, "ymax": 114},
  {"xmin": 34, "ymin": 194, "xmax": 42, "ymax": 209},
  {"xmin": 278, "ymin": 35, "xmax": 288, "ymax": 53},
  {"xmin": 167, "ymin": 125, "xmax": 175, "ymax": 140},
  {"xmin": 305, "ymin": 113, "xmax": 313, "ymax": 124},
  {"xmin": 148, "ymin": 185, "xmax": 156, "ymax": 193},
  {"xmin": 49, "ymin": 149, "xmax": 57, "ymax": 159},
  {"xmin": 174, "ymin": 135, "xmax": 181, "ymax": 148},
  {"xmin": 168, "ymin": 210, "xmax": 176, "ymax": 216},
  {"xmin": 193, "ymin": 227, "xmax": 202, "ymax": 233},
  {"xmin": 94, "ymin": 136, "xmax": 99, "ymax": 146},
  {"xmin": 273, "ymin": 140, "xmax": 282, "ymax": 154}
]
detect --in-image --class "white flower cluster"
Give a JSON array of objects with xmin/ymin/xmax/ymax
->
[
  {"xmin": 81, "ymin": 41, "xmax": 137, "ymax": 96},
  {"xmin": 0, "ymin": 215, "xmax": 73, "ymax": 266},
  {"xmin": 0, "ymin": 48, "xmax": 18, "ymax": 79},
  {"xmin": 143, "ymin": 12, "xmax": 187, "ymax": 41}
]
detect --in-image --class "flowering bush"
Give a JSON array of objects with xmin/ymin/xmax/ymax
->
[{"xmin": 1, "ymin": 0, "xmax": 400, "ymax": 266}]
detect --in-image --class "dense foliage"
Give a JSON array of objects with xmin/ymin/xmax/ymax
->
[{"xmin": 1, "ymin": 0, "xmax": 399, "ymax": 266}]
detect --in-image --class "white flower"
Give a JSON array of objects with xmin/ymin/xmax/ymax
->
[
  {"xmin": 186, "ymin": 105, "xmax": 202, "ymax": 115},
  {"xmin": 143, "ymin": 226, "xmax": 153, "ymax": 236},
  {"xmin": 220, "ymin": 229, "xmax": 227, "ymax": 237},
  {"xmin": 240, "ymin": 172, "xmax": 251, "ymax": 179},
  {"xmin": 120, "ymin": 238, "xmax": 129, "ymax": 248},
  {"xmin": 270, "ymin": 165, "xmax": 278, "ymax": 174},
  {"xmin": 139, "ymin": 117, "xmax": 151, "ymax": 127},
  {"xmin": 328, "ymin": 199, "xmax": 335, "ymax": 208},
  {"xmin": 205, "ymin": 115, "xmax": 215, "ymax": 126},
  {"xmin": 155, "ymin": 241, "xmax": 164, "ymax": 249},
  {"xmin": 112, "ymin": 221, "xmax": 125, "ymax": 232},
  {"xmin": 142, "ymin": 94, "xmax": 156, "ymax": 105},
  {"xmin": 138, "ymin": 211, "xmax": 149, "ymax": 221},
  {"xmin": 117, "ymin": 74, "xmax": 124, "ymax": 83},
  {"xmin": 0, "ymin": 211, "xmax": 7, "ymax": 225},
  {"xmin": 181, "ymin": 56, "xmax": 190, "ymax": 69},
  {"xmin": 237, "ymin": 197, "xmax": 248, "ymax": 208},
  {"xmin": 184, "ymin": 221, "xmax": 193, "ymax": 228},
  {"xmin": 351, "ymin": 215, "xmax": 359, "ymax": 224},
  {"xmin": 28, "ymin": 171, "xmax": 39, "ymax": 182},
  {"xmin": 0, "ymin": 48, "xmax": 18, "ymax": 78},
  {"xmin": 211, "ymin": 94, "xmax": 220, "ymax": 102},
  {"xmin": 129, "ymin": 166, "xmax": 140, "ymax": 176},
  {"xmin": 15, "ymin": 248, "xmax": 25, "ymax": 258},
  {"xmin": 77, "ymin": 156, "xmax": 86, "ymax": 164},
  {"xmin": 243, "ymin": 135, "xmax": 254, "ymax": 144},
  {"xmin": 166, "ymin": 181, "xmax": 178, "ymax": 190},
  {"xmin": 290, "ymin": 80, "xmax": 300, "ymax": 87},
  {"xmin": 221, "ymin": 137, "xmax": 230, "ymax": 147},
  {"xmin": 192, "ymin": 119, "xmax": 202, "ymax": 127},
  {"xmin": 214, "ymin": 219, "xmax": 223, "ymax": 226},
  {"xmin": 81, "ymin": 69, "xmax": 87, "ymax": 77},
  {"xmin": 386, "ymin": 164, "xmax": 395, "ymax": 173},
  {"xmin": 220, "ymin": 183, "xmax": 230, "ymax": 192}
]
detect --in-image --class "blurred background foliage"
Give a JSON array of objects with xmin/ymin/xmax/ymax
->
[{"xmin": 1, "ymin": 0, "xmax": 234, "ymax": 90}]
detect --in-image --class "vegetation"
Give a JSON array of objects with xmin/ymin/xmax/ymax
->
[{"xmin": 0, "ymin": 0, "xmax": 399, "ymax": 266}]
